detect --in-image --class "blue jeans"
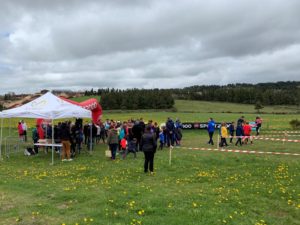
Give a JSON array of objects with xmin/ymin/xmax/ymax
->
[{"xmin": 109, "ymin": 143, "xmax": 118, "ymax": 160}]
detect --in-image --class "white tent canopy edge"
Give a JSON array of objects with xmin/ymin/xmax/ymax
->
[{"xmin": 0, "ymin": 92, "xmax": 92, "ymax": 164}]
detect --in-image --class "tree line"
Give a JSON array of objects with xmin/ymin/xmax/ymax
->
[
  {"xmin": 83, "ymin": 81, "xmax": 299, "ymax": 110},
  {"xmin": 172, "ymin": 81, "xmax": 300, "ymax": 106},
  {"xmin": 86, "ymin": 88, "xmax": 174, "ymax": 110}
]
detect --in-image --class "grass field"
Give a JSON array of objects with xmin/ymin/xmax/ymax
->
[
  {"xmin": 175, "ymin": 100, "xmax": 300, "ymax": 114},
  {"xmin": 0, "ymin": 101, "xmax": 299, "ymax": 225},
  {"xmin": 70, "ymin": 95, "xmax": 101, "ymax": 103}
]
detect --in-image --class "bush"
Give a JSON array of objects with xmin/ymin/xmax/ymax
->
[{"xmin": 289, "ymin": 119, "xmax": 300, "ymax": 130}]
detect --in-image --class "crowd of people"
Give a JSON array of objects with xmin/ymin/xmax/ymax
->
[
  {"xmin": 23, "ymin": 117, "xmax": 183, "ymax": 173},
  {"xmin": 207, "ymin": 116, "xmax": 263, "ymax": 147},
  {"xmin": 19, "ymin": 115, "xmax": 263, "ymax": 173},
  {"xmin": 104, "ymin": 117, "xmax": 183, "ymax": 173}
]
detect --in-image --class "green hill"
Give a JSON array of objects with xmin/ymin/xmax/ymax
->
[{"xmin": 175, "ymin": 100, "xmax": 300, "ymax": 114}]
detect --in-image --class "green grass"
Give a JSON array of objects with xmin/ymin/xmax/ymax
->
[
  {"xmin": 1, "ymin": 111, "xmax": 299, "ymax": 134},
  {"xmin": 70, "ymin": 95, "xmax": 100, "ymax": 102},
  {"xmin": 175, "ymin": 100, "xmax": 300, "ymax": 114},
  {"xmin": 0, "ymin": 102, "xmax": 299, "ymax": 225},
  {"xmin": 69, "ymin": 97, "xmax": 300, "ymax": 114},
  {"xmin": 0, "ymin": 128, "xmax": 300, "ymax": 225}
]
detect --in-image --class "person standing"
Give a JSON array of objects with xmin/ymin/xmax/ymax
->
[
  {"xmin": 17, "ymin": 122, "xmax": 24, "ymax": 141},
  {"xmin": 132, "ymin": 120, "xmax": 143, "ymax": 151},
  {"xmin": 59, "ymin": 122, "xmax": 72, "ymax": 161},
  {"xmin": 159, "ymin": 129, "xmax": 165, "ymax": 150},
  {"xmin": 166, "ymin": 118, "xmax": 175, "ymax": 147},
  {"xmin": 229, "ymin": 122, "xmax": 235, "ymax": 143},
  {"xmin": 255, "ymin": 116, "xmax": 263, "ymax": 136},
  {"xmin": 175, "ymin": 119, "xmax": 183, "ymax": 146},
  {"xmin": 126, "ymin": 138, "xmax": 137, "ymax": 158},
  {"xmin": 140, "ymin": 126, "xmax": 157, "ymax": 174},
  {"xmin": 220, "ymin": 122, "xmax": 229, "ymax": 147},
  {"xmin": 237, "ymin": 116, "xmax": 245, "ymax": 126},
  {"xmin": 21, "ymin": 120, "xmax": 28, "ymax": 142},
  {"xmin": 107, "ymin": 123, "xmax": 119, "ymax": 160},
  {"xmin": 32, "ymin": 125, "xmax": 39, "ymax": 154},
  {"xmin": 235, "ymin": 123, "xmax": 244, "ymax": 146},
  {"xmin": 207, "ymin": 118, "xmax": 215, "ymax": 145},
  {"xmin": 83, "ymin": 122, "xmax": 89, "ymax": 145},
  {"xmin": 243, "ymin": 122, "xmax": 252, "ymax": 144}
]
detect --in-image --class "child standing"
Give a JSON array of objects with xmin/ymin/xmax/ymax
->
[
  {"xmin": 17, "ymin": 122, "xmax": 24, "ymax": 141},
  {"xmin": 229, "ymin": 122, "xmax": 235, "ymax": 143},
  {"xmin": 159, "ymin": 129, "xmax": 165, "ymax": 150},
  {"xmin": 220, "ymin": 122, "xmax": 228, "ymax": 147},
  {"xmin": 255, "ymin": 116, "xmax": 263, "ymax": 136},
  {"xmin": 126, "ymin": 138, "xmax": 137, "ymax": 158},
  {"xmin": 235, "ymin": 123, "xmax": 244, "ymax": 146},
  {"xmin": 243, "ymin": 122, "xmax": 252, "ymax": 144},
  {"xmin": 120, "ymin": 137, "xmax": 127, "ymax": 159}
]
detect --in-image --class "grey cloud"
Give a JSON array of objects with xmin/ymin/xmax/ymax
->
[{"xmin": 0, "ymin": 0, "xmax": 300, "ymax": 94}]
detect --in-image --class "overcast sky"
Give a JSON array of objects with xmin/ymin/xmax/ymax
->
[{"xmin": 0, "ymin": 0, "xmax": 300, "ymax": 94}]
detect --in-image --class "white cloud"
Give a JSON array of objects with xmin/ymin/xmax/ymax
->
[{"xmin": 0, "ymin": 0, "xmax": 300, "ymax": 94}]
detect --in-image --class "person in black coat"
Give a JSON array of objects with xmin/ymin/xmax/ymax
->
[
  {"xmin": 166, "ymin": 118, "xmax": 175, "ymax": 147},
  {"xmin": 132, "ymin": 120, "xmax": 143, "ymax": 151},
  {"xmin": 140, "ymin": 126, "xmax": 157, "ymax": 174}
]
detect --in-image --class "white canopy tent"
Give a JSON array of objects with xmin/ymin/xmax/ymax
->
[{"xmin": 0, "ymin": 92, "xmax": 92, "ymax": 164}]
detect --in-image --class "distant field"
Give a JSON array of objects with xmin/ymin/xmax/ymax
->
[
  {"xmin": 175, "ymin": 100, "xmax": 300, "ymax": 114},
  {"xmin": 1, "ymin": 98, "xmax": 299, "ymax": 131},
  {"xmin": 70, "ymin": 96, "xmax": 299, "ymax": 114},
  {"xmin": 2, "ymin": 95, "xmax": 298, "ymax": 115},
  {"xmin": 70, "ymin": 95, "xmax": 100, "ymax": 102}
]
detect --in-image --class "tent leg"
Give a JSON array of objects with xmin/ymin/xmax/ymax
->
[
  {"xmin": 9, "ymin": 118, "xmax": 11, "ymax": 136},
  {"xmin": 51, "ymin": 119, "xmax": 54, "ymax": 165},
  {"xmin": 0, "ymin": 118, "xmax": 3, "ymax": 161}
]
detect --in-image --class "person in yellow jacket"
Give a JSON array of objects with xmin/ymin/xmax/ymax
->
[{"xmin": 220, "ymin": 122, "xmax": 228, "ymax": 147}]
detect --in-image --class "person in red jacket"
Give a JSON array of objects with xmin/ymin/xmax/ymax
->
[
  {"xmin": 120, "ymin": 137, "xmax": 127, "ymax": 159},
  {"xmin": 242, "ymin": 122, "xmax": 252, "ymax": 144},
  {"xmin": 17, "ymin": 122, "xmax": 24, "ymax": 141}
]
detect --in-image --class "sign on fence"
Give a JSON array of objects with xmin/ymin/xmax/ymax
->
[{"xmin": 182, "ymin": 122, "xmax": 232, "ymax": 129}]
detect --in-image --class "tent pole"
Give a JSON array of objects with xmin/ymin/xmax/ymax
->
[
  {"xmin": 51, "ymin": 119, "xmax": 54, "ymax": 165},
  {"xmin": 9, "ymin": 118, "xmax": 11, "ymax": 136},
  {"xmin": 0, "ymin": 118, "xmax": 3, "ymax": 161}
]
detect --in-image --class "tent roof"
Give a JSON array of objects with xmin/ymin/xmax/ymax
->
[{"xmin": 0, "ymin": 92, "xmax": 92, "ymax": 119}]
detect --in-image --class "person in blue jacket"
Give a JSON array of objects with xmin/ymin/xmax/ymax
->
[
  {"xmin": 207, "ymin": 118, "xmax": 215, "ymax": 145},
  {"xmin": 235, "ymin": 123, "xmax": 244, "ymax": 146}
]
